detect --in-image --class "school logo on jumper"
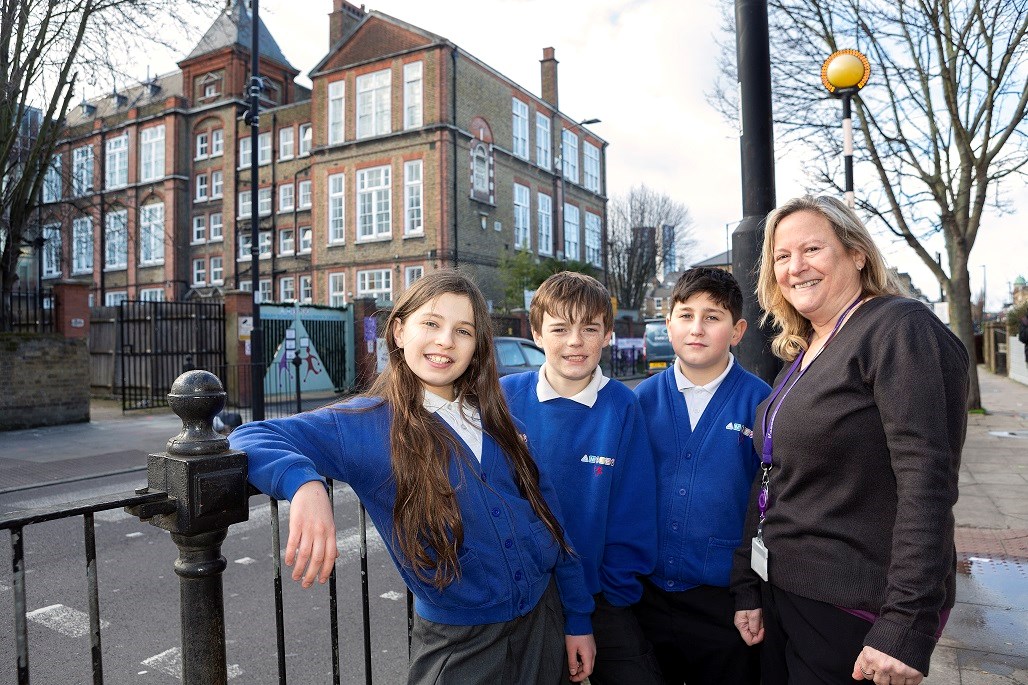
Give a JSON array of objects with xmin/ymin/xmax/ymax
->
[
  {"xmin": 725, "ymin": 422, "xmax": 754, "ymax": 439},
  {"xmin": 582, "ymin": 454, "xmax": 615, "ymax": 476}
]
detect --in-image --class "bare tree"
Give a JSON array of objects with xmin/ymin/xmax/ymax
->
[
  {"xmin": 607, "ymin": 185, "xmax": 695, "ymax": 312},
  {"xmin": 1, "ymin": 0, "xmax": 219, "ymax": 314},
  {"xmin": 711, "ymin": 0, "xmax": 1028, "ymax": 409}
]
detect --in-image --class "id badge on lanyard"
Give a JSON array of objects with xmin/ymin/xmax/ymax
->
[{"xmin": 750, "ymin": 295, "xmax": 862, "ymax": 582}]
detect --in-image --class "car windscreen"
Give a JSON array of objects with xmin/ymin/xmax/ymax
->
[
  {"xmin": 644, "ymin": 322, "xmax": 673, "ymax": 357},
  {"xmin": 496, "ymin": 339, "xmax": 526, "ymax": 367}
]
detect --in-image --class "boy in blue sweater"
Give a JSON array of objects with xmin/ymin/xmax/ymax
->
[
  {"xmin": 501, "ymin": 271, "xmax": 662, "ymax": 684},
  {"xmin": 633, "ymin": 267, "xmax": 770, "ymax": 685}
]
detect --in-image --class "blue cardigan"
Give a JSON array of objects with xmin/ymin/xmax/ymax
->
[
  {"xmin": 230, "ymin": 396, "xmax": 594, "ymax": 634},
  {"xmin": 501, "ymin": 373, "xmax": 657, "ymax": 606},
  {"xmin": 634, "ymin": 362, "xmax": 770, "ymax": 591}
]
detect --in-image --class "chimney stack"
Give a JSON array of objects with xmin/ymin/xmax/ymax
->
[
  {"xmin": 541, "ymin": 47, "xmax": 558, "ymax": 109},
  {"xmin": 329, "ymin": 0, "xmax": 366, "ymax": 48}
]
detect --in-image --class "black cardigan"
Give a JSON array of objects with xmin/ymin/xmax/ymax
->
[{"xmin": 730, "ymin": 296, "xmax": 969, "ymax": 675}]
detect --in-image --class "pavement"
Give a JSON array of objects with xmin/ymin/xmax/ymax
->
[{"xmin": 1, "ymin": 368, "xmax": 1026, "ymax": 682}]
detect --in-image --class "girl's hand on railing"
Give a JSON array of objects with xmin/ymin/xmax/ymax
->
[{"xmin": 286, "ymin": 481, "xmax": 339, "ymax": 588}]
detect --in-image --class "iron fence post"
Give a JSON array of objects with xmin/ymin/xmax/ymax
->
[{"xmin": 127, "ymin": 370, "xmax": 249, "ymax": 684}]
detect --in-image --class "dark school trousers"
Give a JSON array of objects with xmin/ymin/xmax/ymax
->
[
  {"xmin": 634, "ymin": 579, "xmax": 760, "ymax": 685},
  {"xmin": 566, "ymin": 593, "xmax": 663, "ymax": 685},
  {"xmin": 759, "ymin": 583, "xmax": 874, "ymax": 685},
  {"xmin": 407, "ymin": 579, "xmax": 565, "ymax": 685}
]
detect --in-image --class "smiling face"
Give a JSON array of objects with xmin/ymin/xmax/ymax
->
[
  {"xmin": 392, "ymin": 293, "xmax": 477, "ymax": 401},
  {"xmin": 772, "ymin": 210, "xmax": 866, "ymax": 333},
  {"xmin": 666, "ymin": 292, "xmax": 746, "ymax": 385},
  {"xmin": 533, "ymin": 309, "xmax": 612, "ymax": 397}
]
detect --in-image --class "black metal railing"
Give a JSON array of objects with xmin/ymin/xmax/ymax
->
[
  {"xmin": 2, "ymin": 371, "xmax": 400, "ymax": 684},
  {"xmin": 0, "ymin": 287, "xmax": 54, "ymax": 333}
]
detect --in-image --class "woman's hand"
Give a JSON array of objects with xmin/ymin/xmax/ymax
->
[
  {"xmin": 734, "ymin": 609, "xmax": 765, "ymax": 645},
  {"xmin": 285, "ymin": 481, "xmax": 338, "ymax": 588},
  {"xmin": 853, "ymin": 646, "xmax": 923, "ymax": 684},
  {"xmin": 565, "ymin": 634, "xmax": 596, "ymax": 682}
]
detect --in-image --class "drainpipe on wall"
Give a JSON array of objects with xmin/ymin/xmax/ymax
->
[
  {"xmin": 98, "ymin": 127, "xmax": 107, "ymax": 301},
  {"xmin": 451, "ymin": 46, "xmax": 459, "ymax": 268}
]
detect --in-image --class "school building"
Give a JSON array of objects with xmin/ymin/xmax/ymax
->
[{"xmin": 36, "ymin": 0, "xmax": 608, "ymax": 309}]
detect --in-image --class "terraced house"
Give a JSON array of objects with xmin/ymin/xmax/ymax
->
[{"xmin": 38, "ymin": 0, "xmax": 607, "ymax": 308}]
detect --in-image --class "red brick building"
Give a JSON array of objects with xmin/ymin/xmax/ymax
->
[{"xmin": 39, "ymin": 0, "xmax": 607, "ymax": 308}]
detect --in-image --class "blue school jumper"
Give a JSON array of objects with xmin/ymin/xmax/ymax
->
[
  {"xmin": 500, "ymin": 373, "xmax": 657, "ymax": 607},
  {"xmin": 634, "ymin": 362, "xmax": 771, "ymax": 591},
  {"xmin": 230, "ymin": 397, "xmax": 594, "ymax": 634}
]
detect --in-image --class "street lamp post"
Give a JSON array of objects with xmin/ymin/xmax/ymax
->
[
  {"xmin": 246, "ymin": 0, "xmax": 265, "ymax": 421},
  {"xmin": 821, "ymin": 50, "xmax": 870, "ymax": 208}
]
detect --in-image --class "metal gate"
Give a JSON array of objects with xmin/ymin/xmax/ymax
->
[
  {"xmin": 119, "ymin": 300, "xmax": 226, "ymax": 410},
  {"xmin": 260, "ymin": 304, "xmax": 353, "ymax": 394}
]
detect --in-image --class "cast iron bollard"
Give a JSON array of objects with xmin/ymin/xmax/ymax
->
[{"xmin": 126, "ymin": 370, "xmax": 249, "ymax": 684}]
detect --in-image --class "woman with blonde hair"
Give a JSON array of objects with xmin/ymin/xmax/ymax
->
[{"xmin": 730, "ymin": 196, "xmax": 969, "ymax": 685}]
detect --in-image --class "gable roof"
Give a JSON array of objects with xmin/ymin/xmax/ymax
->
[
  {"xmin": 185, "ymin": 0, "xmax": 294, "ymax": 69},
  {"xmin": 311, "ymin": 11, "xmax": 446, "ymax": 76}
]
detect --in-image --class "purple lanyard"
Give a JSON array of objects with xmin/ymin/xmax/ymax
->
[{"xmin": 757, "ymin": 295, "xmax": 863, "ymax": 526}]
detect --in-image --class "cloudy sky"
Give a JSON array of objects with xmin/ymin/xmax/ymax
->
[{"xmin": 132, "ymin": 0, "xmax": 1028, "ymax": 309}]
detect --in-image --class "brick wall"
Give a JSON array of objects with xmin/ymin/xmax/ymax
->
[{"xmin": 0, "ymin": 334, "xmax": 90, "ymax": 430}]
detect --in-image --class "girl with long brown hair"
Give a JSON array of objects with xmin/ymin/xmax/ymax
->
[{"xmin": 231, "ymin": 270, "xmax": 596, "ymax": 684}]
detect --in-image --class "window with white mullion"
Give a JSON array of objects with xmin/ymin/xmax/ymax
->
[
  {"xmin": 328, "ymin": 173, "xmax": 345, "ymax": 244},
  {"xmin": 403, "ymin": 62, "xmax": 423, "ymax": 129},
  {"xmin": 404, "ymin": 161, "xmax": 423, "ymax": 235},
  {"xmin": 513, "ymin": 183, "xmax": 530, "ymax": 250},
  {"xmin": 535, "ymin": 113, "xmax": 550, "ymax": 170},
  {"xmin": 105, "ymin": 210, "xmax": 128, "ymax": 269},
  {"xmin": 139, "ymin": 126, "xmax": 165, "ymax": 182},
  {"xmin": 72, "ymin": 145, "xmax": 94, "ymax": 196},
  {"xmin": 512, "ymin": 99, "xmax": 529, "ymax": 159},
  {"xmin": 537, "ymin": 193, "xmax": 553, "ymax": 256},
  {"xmin": 279, "ymin": 183, "xmax": 294, "ymax": 212},
  {"xmin": 561, "ymin": 129, "xmax": 578, "ymax": 184},
  {"xmin": 42, "ymin": 225, "xmax": 62, "ymax": 277},
  {"xmin": 357, "ymin": 269, "xmax": 391, "ymax": 303},
  {"xmin": 585, "ymin": 212, "xmax": 602, "ymax": 267},
  {"xmin": 105, "ymin": 135, "xmax": 128, "ymax": 189},
  {"xmin": 357, "ymin": 70, "xmax": 391, "ymax": 139},
  {"xmin": 139, "ymin": 203, "xmax": 165, "ymax": 266},
  {"xmin": 328, "ymin": 81, "xmax": 345, "ymax": 145},
  {"xmin": 583, "ymin": 142, "xmax": 601, "ymax": 193},
  {"xmin": 357, "ymin": 166, "xmax": 391, "ymax": 240},
  {"xmin": 72, "ymin": 217, "xmax": 93, "ymax": 273},
  {"xmin": 43, "ymin": 156, "xmax": 62, "ymax": 203},
  {"xmin": 279, "ymin": 127, "xmax": 294, "ymax": 160},
  {"xmin": 563, "ymin": 203, "xmax": 580, "ymax": 260}
]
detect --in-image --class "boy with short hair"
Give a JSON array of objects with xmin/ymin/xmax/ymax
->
[
  {"xmin": 633, "ymin": 267, "xmax": 771, "ymax": 685},
  {"xmin": 501, "ymin": 271, "xmax": 662, "ymax": 684}
]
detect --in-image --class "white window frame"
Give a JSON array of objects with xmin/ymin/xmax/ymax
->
[
  {"xmin": 139, "ymin": 202, "xmax": 165, "ymax": 266},
  {"xmin": 192, "ymin": 215, "xmax": 206, "ymax": 244},
  {"xmin": 563, "ymin": 203, "xmax": 580, "ymax": 261},
  {"xmin": 279, "ymin": 127, "xmax": 294, "ymax": 160},
  {"xmin": 209, "ymin": 212, "xmax": 223, "ymax": 241},
  {"xmin": 211, "ymin": 170, "xmax": 223, "ymax": 198},
  {"xmin": 585, "ymin": 211, "xmax": 602, "ymax": 267},
  {"xmin": 299, "ymin": 275, "xmax": 312, "ymax": 303},
  {"xmin": 278, "ymin": 183, "xmax": 294, "ymax": 212},
  {"xmin": 537, "ymin": 193, "xmax": 553, "ymax": 256},
  {"xmin": 512, "ymin": 98, "xmax": 529, "ymax": 160},
  {"xmin": 299, "ymin": 123, "xmax": 312, "ymax": 156},
  {"xmin": 105, "ymin": 135, "xmax": 128, "ymax": 189},
  {"xmin": 258, "ymin": 132, "xmax": 272, "ymax": 166},
  {"xmin": 561, "ymin": 129, "xmax": 579, "ymax": 184},
  {"xmin": 298, "ymin": 226, "xmax": 312, "ymax": 254},
  {"xmin": 43, "ymin": 157, "xmax": 62, "ymax": 203},
  {"xmin": 204, "ymin": 82, "xmax": 218, "ymax": 98},
  {"xmin": 536, "ymin": 113, "xmax": 550, "ymax": 170},
  {"xmin": 404, "ymin": 160, "xmax": 423, "ymax": 236},
  {"xmin": 258, "ymin": 188, "xmax": 272, "ymax": 216},
  {"xmin": 258, "ymin": 279, "xmax": 272, "ymax": 303},
  {"xmin": 513, "ymin": 183, "xmax": 531, "ymax": 250},
  {"xmin": 238, "ymin": 137, "xmax": 251, "ymax": 168},
  {"xmin": 72, "ymin": 145, "xmax": 94, "ymax": 196},
  {"xmin": 328, "ymin": 81, "xmax": 345, "ymax": 145},
  {"xmin": 195, "ymin": 132, "xmax": 209, "ymax": 160},
  {"xmin": 357, "ymin": 269, "xmax": 392, "ymax": 303},
  {"xmin": 237, "ymin": 231, "xmax": 272, "ymax": 261},
  {"xmin": 195, "ymin": 173, "xmax": 208, "ymax": 202},
  {"xmin": 356, "ymin": 165, "xmax": 391, "ymax": 241},
  {"xmin": 192, "ymin": 258, "xmax": 207, "ymax": 286},
  {"xmin": 42, "ymin": 224, "xmax": 62, "ymax": 277},
  {"xmin": 72, "ymin": 216, "xmax": 93, "ymax": 274},
  {"xmin": 280, "ymin": 276, "xmax": 295, "ymax": 302},
  {"xmin": 104, "ymin": 210, "xmax": 128, "ymax": 271},
  {"xmin": 139, "ymin": 125, "xmax": 165, "ymax": 182},
  {"xmin": 404, "ymin": 265, "xmax": 423, "ymax": 287},
  {"xmin": 472, "ymin": 144, "xmax": 489, "ymax": 197},
  {"xmin": 210, "ymin": 256, "xmax": 224, "ymax": 285},
  {"xmin": 356, "ymin": 69, "xmax": 391, "ymax": 139},
  {"xmin": 139, "ymin": 288, "xmax": 165, "ymax": 302},
  {"xmin": 403, "ymin": 61, "xmax": 423, "ymax": 129},
  {"xmin": 298, "ymin": 180, "xmax": 312, "ymax": 208},
  {"xmin": 279, "ymin": 228, "xmax": 295, "ymax": 255},
  {"xmin": 583, "ymin": 142, "xmax": 601, "ymax": 193},
  {"xmin": 211, "ymin": 129, "xmax": 224, "ymax": 156},
  {"xmin": 329, "ymin": 272, "xmax": 346, "ymax": 307},
  {"xmin": 328, "ymin": 173, "xmax": 345, "ymax": 244},
  {"xmin": 105, "ymin": 291, "xmax": 128, "ymax": 307},
  {"xmin": 237, "ymin": 191, "xmax": 251, "ymax": 219}
]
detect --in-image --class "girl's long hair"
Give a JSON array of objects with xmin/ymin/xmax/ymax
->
[
  {"xmin": 367, "ymin": 269, "xmax": 573, "ymax": 589},
  {"xmin": 757, "ymin": 195, "xmax": 898, "ymax": 361}
]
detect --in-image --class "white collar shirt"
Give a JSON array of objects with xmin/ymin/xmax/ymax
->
[
  {"xmin": 422, "ymin": 390, "xmax": 484, "ymax": 462},
  {"xmin": 674, "ymin": 354, "xmax": 735, "ymax": 428},
  {"xmin": 535, "ymin": 363, "xmax": 610, "ymax": 407}
]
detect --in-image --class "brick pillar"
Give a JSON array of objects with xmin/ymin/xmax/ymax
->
[
  {"xmin": 53, "ymin": 280, "xmax": 91, "ymax": 339},
  {"xmin": 223, "ymin": 290, "xmax": 254, "ymax": 407},
  {"xmin": 352, "ymin": 297, "xmax": 381, "ymax": 392}
]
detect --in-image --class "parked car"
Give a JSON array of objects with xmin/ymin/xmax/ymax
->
[
  {"xmin": 494, "ymin": 337, "xmax": 546, "ymax": 376},
  {"xmin": 643, "ymin": 318, "xmax": 675, "ymax": 376}
]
